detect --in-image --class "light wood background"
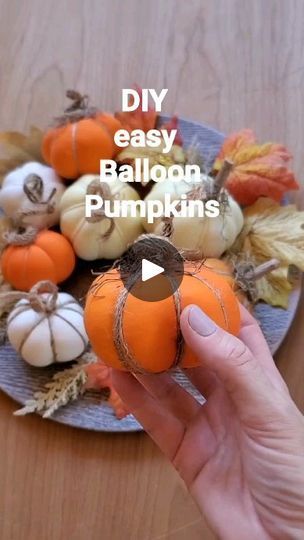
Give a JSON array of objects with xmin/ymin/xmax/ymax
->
[{"xmin": 0, "ymin": 1, "xmax": 303, "ymax": 539}]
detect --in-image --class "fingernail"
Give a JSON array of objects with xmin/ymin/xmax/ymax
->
[{"xmin": 188, "ymin": 306, "xmax": 217, "ymax": 337}]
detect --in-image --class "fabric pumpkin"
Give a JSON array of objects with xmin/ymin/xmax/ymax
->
[
  {"xmin": 0, "ymin": 161, "xmax": 65, "ymax": 229},
  {"xmin": 1, "ymin": 229, "xmax": 75, "ymax": 291},
  {"xmin": 42, "ymin": 91, "xmax": 122, "ymax": 179},
  {"xmin": 59, "ymin": 174, "xmax": 143, "ymax": 260},
  {"xmin": 143, "ymin": 174, "xmax": 244, "ymax": 258},
  {"xmin": 84, "ymin": 263, "xmax": 240, "ymax": 374},
  {"xmin": 7, "ymin": 281, "xmax": 88, "ymax": 366}
]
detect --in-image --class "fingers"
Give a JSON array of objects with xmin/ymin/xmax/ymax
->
[
  {"xmin": 238, "ymin": 304, "xmax": 288, "ymax": 392},
  {"xmin": 112, "ymin": 370, "xmax": 185, "ymax": 460},
  {"xmin": 136, "ymin": 372, "xmax": 201, "ymax": 424},
  {"xmin": 180, "ymin": 305, "xmax": 281, "ymax": 419},
  {"xmin": 182, "ymin": 366, "xmax": 218, "ymax": 399}
]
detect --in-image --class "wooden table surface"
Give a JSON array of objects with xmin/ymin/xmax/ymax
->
[{"xmin": 0, "ymin": 1, "xmax": 304, "ymax": 539}]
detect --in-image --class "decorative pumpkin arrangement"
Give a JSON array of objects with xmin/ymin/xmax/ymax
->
[{"xmin": 0, "ymin": 87, "xmax": 302, "ymax": 424}]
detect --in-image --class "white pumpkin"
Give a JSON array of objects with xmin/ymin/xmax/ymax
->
[
  {"xmin": 60, "ymin": 174, "xmax": 143, "ymax": 260},
  {"xmin": 7, "ymin": 290, "xmax": 88, "ymax": 367},
  {"xmin": 0, "ymin": 161, "xmax": 65, "ymax": 229},
  {"xmin": 143, "ymin": 174, "xmax": 244, "ymax": 258}
]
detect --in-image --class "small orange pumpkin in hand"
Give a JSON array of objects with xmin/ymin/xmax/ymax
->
[
  {"xmin": 1, "ymin": 228, "xmax": 75, "ymax": 291},
  {"xmin": 42, "ymin": 90, "xmax": 122, "ymax": 179},
  {"xmin": 84, "ymin": 263, "xmax": 240, "ymax": 374}
]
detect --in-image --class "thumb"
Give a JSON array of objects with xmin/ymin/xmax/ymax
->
[{"xmin": 180, "ymin": 305, "xmax": 280, "ymax": 419}]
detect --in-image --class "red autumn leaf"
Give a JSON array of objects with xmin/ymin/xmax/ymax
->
[
  {"xmin": 114, "ymin": 84, "xmax": 157, "ymax": 133},
  {"xmin": 213, "ymin": 129, "xmax": 299, "ymax": 205},
  {"xmin": 159, "ymin": 115, "xmax": 183, "ymax": 146}
]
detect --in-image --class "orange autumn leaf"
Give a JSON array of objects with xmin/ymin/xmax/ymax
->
[
  {"xmin": 85, "ymin": 359, "xmax": 130, "ymax": 419},
  {"xmin": 213, "ymin": 129, "xmax": 299, "ymax": 205},
  {"xmin": 114, "ymin": 84, "xmax": 157, "ymax": 133}
]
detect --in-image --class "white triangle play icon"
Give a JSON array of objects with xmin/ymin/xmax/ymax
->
[{"xmin": 141, "ymin": 259, "xmax": 164, "ymax": 282}]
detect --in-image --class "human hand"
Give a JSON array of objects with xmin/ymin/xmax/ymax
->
[{"xmin": 113, "ymin": 305, "xmax": 304, "ymax": 540}]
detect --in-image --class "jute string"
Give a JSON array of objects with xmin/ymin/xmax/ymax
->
[
  {"xmin": 86, "ymin": 179, "xmax": 115, "ymax": 239},
  {"xmin": 3, "ymin": 226, "xmax": 38, "ymax": 246},
  {"xmin": 21, "ymin": 174, "xmax": 57, "ymax": 218},
  {"xmin": 0, "ymin": 280, "xmax": 58, "ymax": 313},
  {"xmin": 54, "ymin": 90, "xmax": 98, "ymax": 126},
  {"xmin": 91, "ymin": 234, "xmax": 189, "ymax": 373},
  {"xmin": 113, "ymin": 278, "xmax": 184, "ymax": 374}
]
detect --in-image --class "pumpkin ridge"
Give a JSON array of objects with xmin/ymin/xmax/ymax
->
[
  {"xmin": 53, "ymin": 312, "xmax": 87, "ymax": 350},
  {"xmin": 94, "ymin": 116, "xmax": 113, "ymax": 143},
  {"xmin": 58, "ymin": 306, "xmax": 83, "ymax": 315},
  {"xmin": 71, "ymin": 122, "xmax": 80, "ymax": 178},
  {"xmin": 19, "ymin": 245, "xmax": 32, "ymax": 291},
  {"xmin": 56, "ymin": 299, "xmax": 79, "ymax": 309},
  {"xmin": 7, "ymin": 304, "xmax": 31, "ymax": 324},
  {"xmin": 19, "ymin": 313, "xmax": 47, "ymax": 357},
  {"xmin": 191, "ymin": 273, "xmax": 230, "ymax": 329},
  {"xmin": 61, "ymin": 201, "xmax": 85, "ymax": 216}
]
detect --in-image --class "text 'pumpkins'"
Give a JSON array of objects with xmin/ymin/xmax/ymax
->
[{"xmin": 84, "ymin": 264, "xmax": 240, "ymax": 373}]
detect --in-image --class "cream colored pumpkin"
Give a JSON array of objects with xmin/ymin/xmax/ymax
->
[
  {"xmin": 7, "ymin": 290, "xmax": 88, "ymax": 367},
  {"xmin": 0, "ymin": 161, "xmax": 65, "ymax": 229},
  {"xmin": 60, "ymin": 174, "xmax": 143, "ymax": 260},
  {"xmin": 143, "ymin": 175, "xmax": 244, "ymax": 258}
]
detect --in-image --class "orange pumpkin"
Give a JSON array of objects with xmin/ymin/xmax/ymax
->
[
  {"xmin": 84, "ymin": 264, "xmax": 241, "ymax": 374},
  {"xmin": 1, "ymin": 230, "xmax": 75, "ymax": 291},
  {"xmin": 42, "ymin": 91, "xmax": 122, "ymax": 179}
]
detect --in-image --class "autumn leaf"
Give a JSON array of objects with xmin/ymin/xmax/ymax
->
[
  {"xmin": 255, "ymin": 266, "xmax": 293, "ymax": 309},
  {"xmin": 0, "ymin": 126, "xmax": 44, "ymax": 184},
  {"xmin": 114, "ymin": 84, "xmax": 157, "ymax": 133},
  {"xmin": 231, "ymin": 197, "xmax": 304, "ymax": 307},
  {"xmin": 159, "ymin": 115, "xmax": 183, "ymax": 146},
  {"xmin": 85, "ymin": 359, "xmax": 130, "ymax": 419},
  {"xmin": 213, "ymin": 129, "xmax": 299, "ymax": 205}
]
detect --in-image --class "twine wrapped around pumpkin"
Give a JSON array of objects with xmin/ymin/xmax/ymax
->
[
  {"xmin": 85, "ymin": 179, "xmax": 115, "ymax": 238},
  {"xmin": 89, "ymin": 235, "xmax": 210, "ymax": 373},
  {"xmin": 161, "ymin": 159, "xmax": 234, "ymax": 239},
  {"xmin": 21, "ymin": 173, "xmax": 57, "ymax": 218}
]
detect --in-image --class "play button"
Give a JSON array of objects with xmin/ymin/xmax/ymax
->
[
  {"xmin": 118, "ymin": 235, "xmax": 184, "ymax": 302},
  {"xmin": 142, "ymin": 259, "xmax": 164, "ymax": 282}
]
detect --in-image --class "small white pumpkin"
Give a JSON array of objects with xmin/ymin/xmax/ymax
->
[
  {"xmin": 7, "ymin": 282, "xmax": 88, "ymax": 367},
  {"xmin": 0, "ymin": 161, "xmax": 65, "ymax": 229},
  {"xmin": 143, "ymin": 173, "xmax": 244, "ymax": 258},
  {"xmin": 60, "ymin": 174, "xmax": 143, "ymax": 260}
]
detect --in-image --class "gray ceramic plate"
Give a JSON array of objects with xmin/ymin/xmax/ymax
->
[{"xmin": 0, "ymin": 117, "xmax": 301, "ymax": 432}]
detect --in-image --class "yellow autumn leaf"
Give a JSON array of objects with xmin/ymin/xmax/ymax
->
[
  {"xmin": 0, "ymin": 126, "xmax": 44, "ymax": 184},
  {"xmin": 231, "ymin": 197, "xmax": 304, "ymax": 307},
  {"xmin": 255, "ymin": 266, "xmax": 293, "ymax": 309}
]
